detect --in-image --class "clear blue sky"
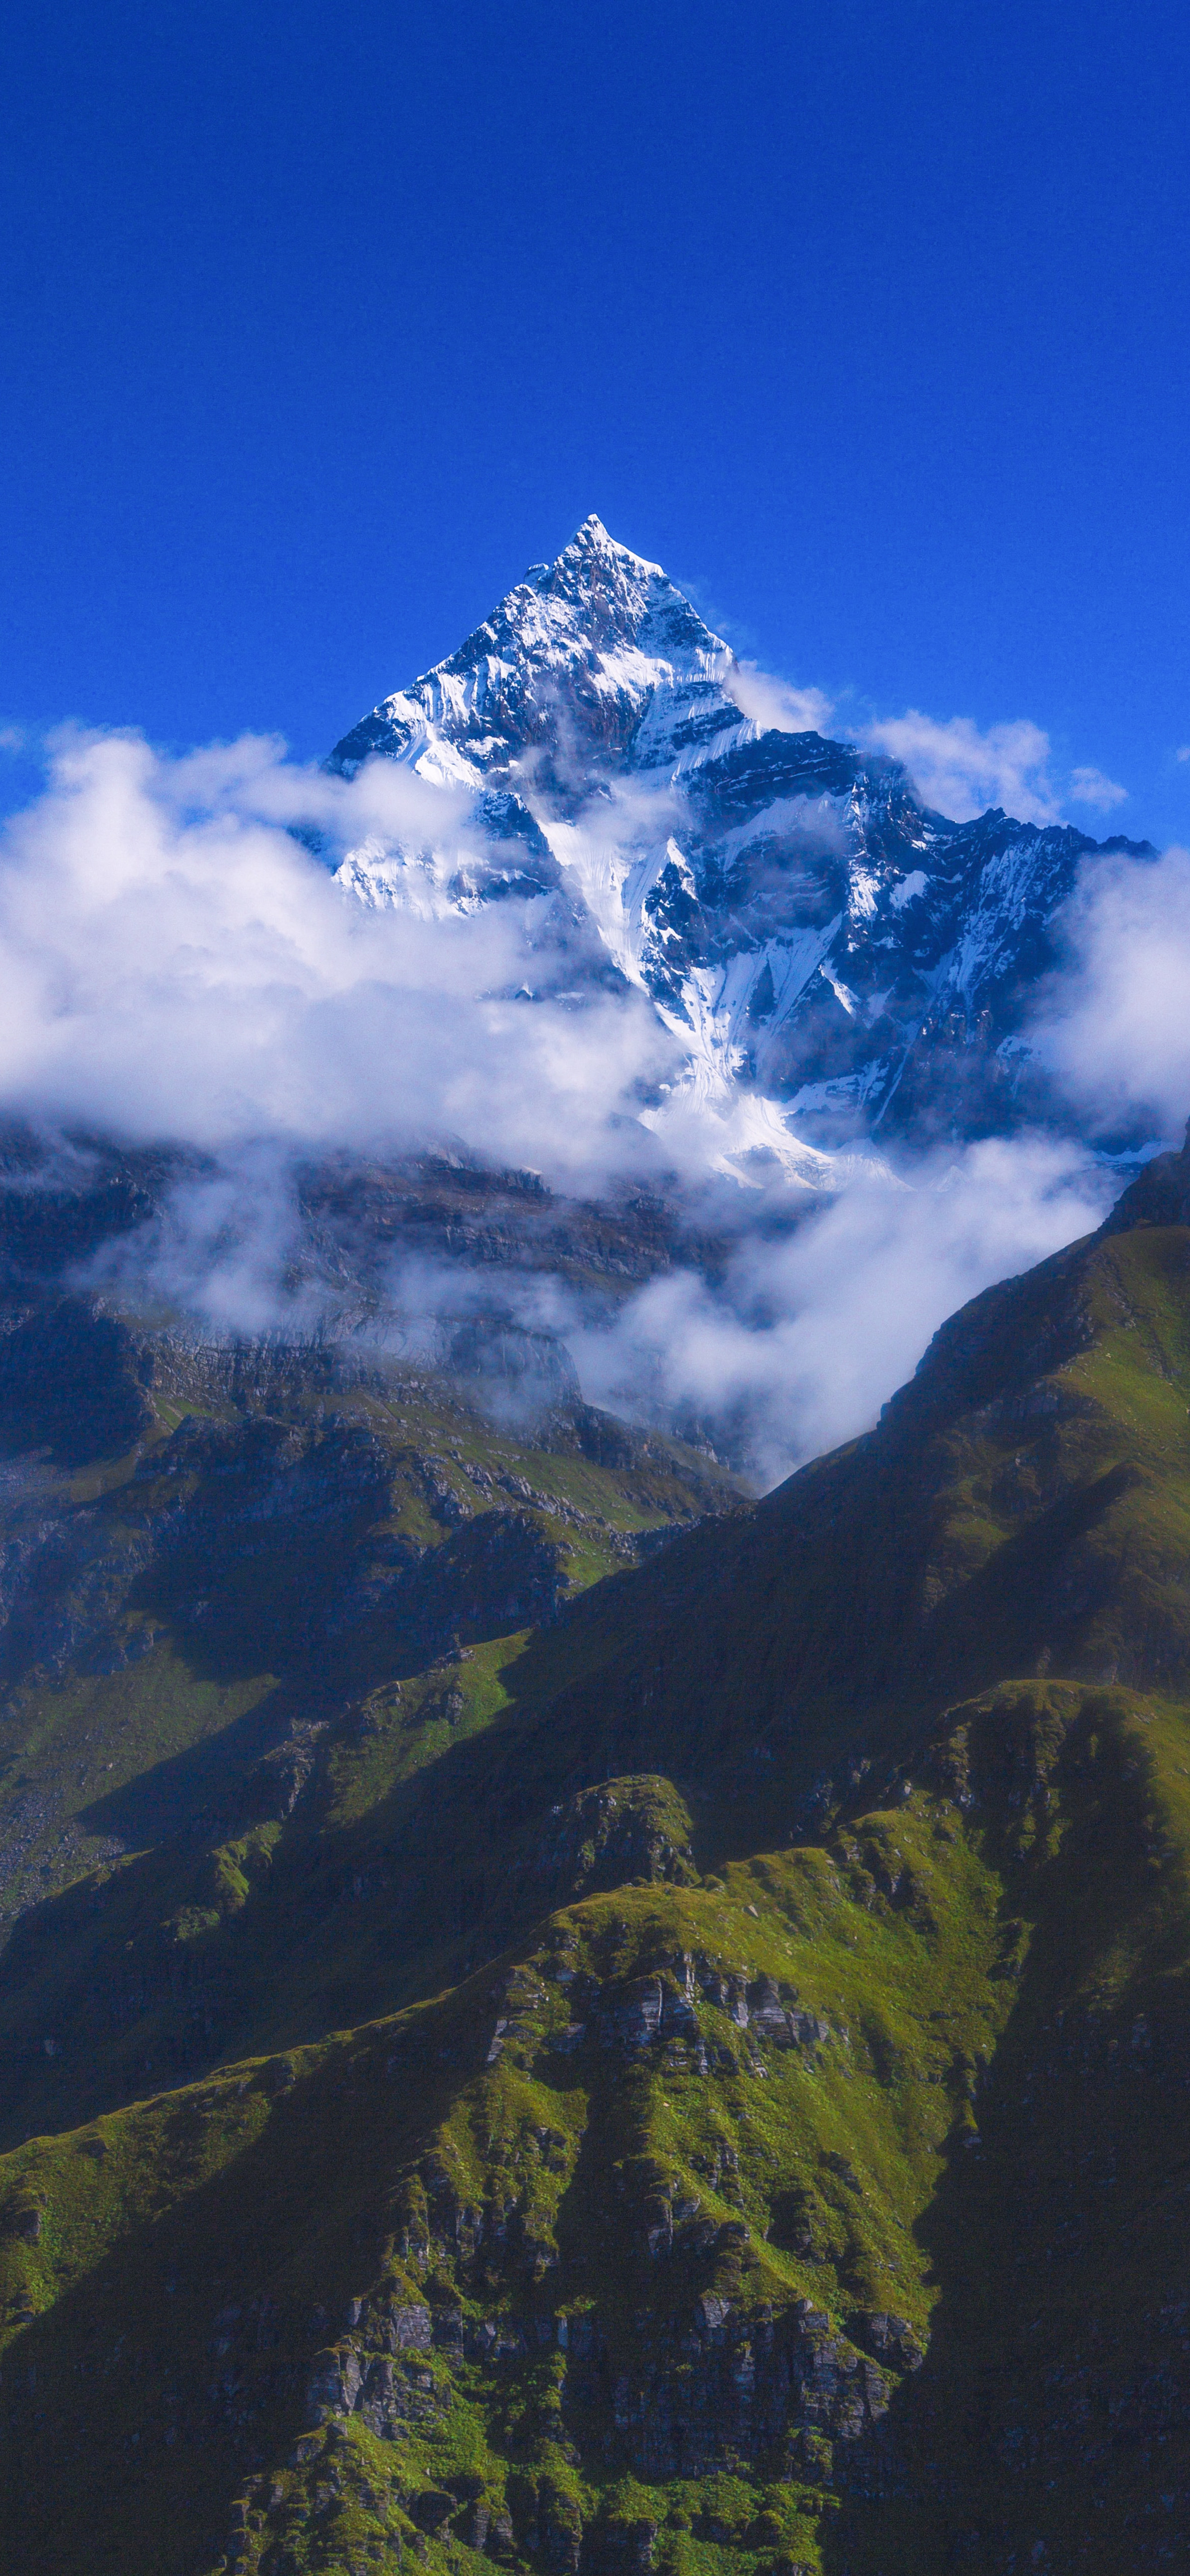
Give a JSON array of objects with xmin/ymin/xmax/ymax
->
[{"xmin": 2, "ymin": 0, "xmax": 1189, "ymax": 836}]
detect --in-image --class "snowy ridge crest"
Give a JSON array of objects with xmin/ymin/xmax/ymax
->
[{"xmin": 326, "ymin": 517, "xmax": 1153, "ymax": 1173}]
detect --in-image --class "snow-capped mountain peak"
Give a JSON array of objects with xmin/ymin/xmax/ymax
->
[
  {"xmin": 329, "ymin": 512, "xmax": 746, "ymax": 801},
  {"xmin": 326, "ymin": 519, "xmax": 1154, "ymax": 1163}
]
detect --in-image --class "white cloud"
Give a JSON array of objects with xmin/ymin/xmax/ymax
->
[
  {"xmin": 91, "ymin": 1144, "xmax": 320, "ymax": 1340},
  {"xmin": 862, "ymin": 711, "xmax": 1059, "ymax": 825},
  {"xmin": 0, "ymin": 729, "xmax": 675, "ymax": 1183},
  {"xmin": 0, "ymin": 720, "xmax": 1156, "ymax": 1497},
  {"xmin": 1068, "ymin": 765, "xmax": 1128, "ymax": 812},
  {"xmin": 1031, "ymin": 842, "xmax": 1190, "ymax": 1138},
  {"xmin": 1177, "ymin": 745, "xmax": 1190, "ymax": 764},
  {"xmin": 725, "ymin": 664, "xmax": 835, "ymax": 736},
  {"xmin": 116, "ymin": 1119, "xmax": 1109, "ymax": 1490},
  {"xmin": 864, "ymin": 713, "xmax": 1130, "ymax": 829},
  {"xmin": 572, "ymin": 1135, "xmax": 1110, "ymax": 1486}
]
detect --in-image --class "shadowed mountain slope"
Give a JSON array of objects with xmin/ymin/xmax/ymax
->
[{"xmin": 2, "ymin": 1142, "xmax": 1190, "ymax": 2570}]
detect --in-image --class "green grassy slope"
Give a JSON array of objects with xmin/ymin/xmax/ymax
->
[
  {"xmin": 3, "ymin": 1680, "xmax": 1189, "ymax": 2575},
  {"xmin": 4, "ymin": 1143, "xmax": 1190, "ymax": 2569},
  {"xmin": 0, "ymin": 1340, "xmax": 740, "ymax": 2143},
  {"xmin": 474, "ymin": 1212, "xmax": 1190, "ymax": 1835}
]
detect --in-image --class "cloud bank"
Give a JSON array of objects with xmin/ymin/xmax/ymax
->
[
  {"xmin": 0, "ymin": 729, "xmax": 674, "ymax": 1182},
  {"xmin": 570, "ymin": 1136, "xmax": 1111, "ymax": 1485},
  {"xmin": 87, "ymin": 1127, "xmax": 1111, "ymax": 1489},
  {"xmin": 0, "ymin": 723, "xmax": 1177, "ymax": 1491}
]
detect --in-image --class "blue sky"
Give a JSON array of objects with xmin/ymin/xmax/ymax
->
[{"xmin": 2, "ymin": 0, "xmax": 1189, "ymax": 837}]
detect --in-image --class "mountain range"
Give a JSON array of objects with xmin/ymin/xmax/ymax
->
[
  {"xmin": 326, "ymin": 515, "xmax": 1152, "ymax": 1167},
  {"xmin": 0, "ymin": 527, "xmax": 1184, "ymax": 2576}
]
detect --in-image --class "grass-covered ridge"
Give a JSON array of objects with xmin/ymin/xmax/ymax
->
[
  {"xmin": 3, "ymin": 1678, "xmax": 1189, "ymax": 2572},
  {"xmin": 4, "ymin": 1144, "xmax": 1190, "ymax": 2568}
]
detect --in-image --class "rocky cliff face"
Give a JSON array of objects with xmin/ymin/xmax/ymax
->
[{"xmin": 326, "ymin": 515, "xmax": 1153, "ymax": 1153}]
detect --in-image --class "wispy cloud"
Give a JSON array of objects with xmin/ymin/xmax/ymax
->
[
  {"xmin": 93, "ymin": 1121, "xmax": 1113, "ymax": 1490},
  {"xmin": 1068, "ymin": 765, "xmax": 1128, "ymax": 812},
  {"xmin": 861, "ymin": 710, "xmax": 1059, "ymax": 824},
  {"xmin": 723, "ymin": 666, "xmax": 1132, "ymax": 833},
  {"xmin": 570, "ymin": 1135, "xmax": 1111, "ymax": 1485},
  {"xmin": 725, "ymin": 664, "xmax": 835, "ymax": 737},
  {"xmin": 1031, "ymin": 842, "xmax": 1190, "ymax": 1139},
  {"xmin": 0, "ymin": 729, "xmax": 675, "ymax": 1182}
]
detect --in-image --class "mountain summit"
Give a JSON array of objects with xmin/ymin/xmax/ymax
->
[
  {"xmin": 327, "ymin": 520, "xmax": 1153, "ymax": 1152},
  {"xmin": 329, "ymin": 515, "xmax": 741, "ymax": 795}
]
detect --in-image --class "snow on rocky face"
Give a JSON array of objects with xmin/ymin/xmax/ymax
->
[{"xmin": 327, "ymin": 514, "xmax": 1152, "ymax": 1166}]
